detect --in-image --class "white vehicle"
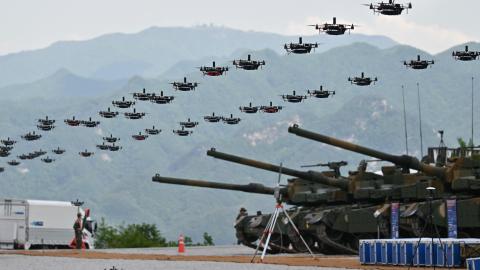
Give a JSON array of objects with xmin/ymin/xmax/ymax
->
[{"xmin": 0, "ymin": 198, "xmax": 95, "ymax": 249}]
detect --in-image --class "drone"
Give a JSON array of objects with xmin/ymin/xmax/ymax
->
[
  {"xmin": 203, "ymin": 112, "xmax": 222, "ymax": 123},
  {"xmin": 103, "ymin": 134, "xmax": 120, "ymax": 143},
  {"xmin": 96, "ymin": 142, "xmax": 110, "ymax": 150},
  {"xmin": 284, "ymin": 37, "xmax": 318, "ymax": 54},
  {"xmin": 79, "ymin": 150, "xmax": 94, "ymax": 157},
  {"xmin": 239, "ymin": 102, "xmax": 259, "ymax": 114},
  {"xmin": 38, "ymin": 116, "xmax": 55, "ymax": 126},
  {"xmin": 348, "ymin": 72, "xmax": 378, "ymax": 86},
  {"xmin": 222, "ymin": 114, "xmax": 241, "ymax": 125},
  {"xmin": 0, "ymin": 149, "xmax": 11, "ymax": 157},
  {"xmin": 173, "ymin": 126, "xmax": 193, "ymax": 136},
  {"xmin": 404, "ymin": 55, "xmax": 434, "ymax": 69},
  {"xmin": 309, "ymin": 17, "xmax": 356, "ymax": 35},
  {"xmin": 27, "ymin": 149, "xmax": 47, "ymax": 159},
  {"xmin": 260, "ymin": 102, "xmax": 283, "ymax": 113},
  {"xmin": 179, "ymin": 118, "xmax": 199, "ymax": 128},
  {"xmin": 171, "ymin": 77, "xmax": 199, "ymax": 91},
  {"xmin": 37, "ymin": 123, "xmax": 55, "ymax": 131},
  {"xmin": 365, "ymin": 0, "xmax": 412, "ymax": 15},
  {"xmin": 41, "ymin": 156, "xmax": 55, "ymax": 163},
  {"xmin": 132, "ymin": 88, "xmax": 155, "ymax": 101},
  {"xmin": 81, "ymin": 117, "xmax": 100, "ymax": 128},
  {"xmin": 124, "ymin": 108, "xmax": 146, "ymax": 120},
  {"xmin": 108, "ymin": 143, "xmax": 122, "ymax": 152},
  {"xmin": 232, "ymin": 54, "xmax": 266, "ymax": 70},
  {"xmin": 1, "ymin": 137, "xmax": 17, "ymax": 146},
  {"xmin": 18, "ymin": 153, "xmax": 33, "ymax": 160},
  {"xmin": 150, "ymin": 91, "xmax": 174, "ymax": 104},
  {"xmin": 307, "ymin": 86, "xmax": 335, "ymax": 98},
  {"xmin": 99, "ymin": 107, "xmax": 119, "ymax": 118},
  {"xmin": 132, "ymin": 132, "xmax": 149, "ymax": 141},
  {"xmin": 281, "ymin": 90, "xmax": 308, "ymax": 103},
  {"xmin": 0, "ymin": 167, "xmax": 4, "ymax": 173},
  {"xmin": 7, "ymin": 160, "xmax": 20, "ymax": 166},
  {"xmin": 199, "ymin": 61, "xmax": 229, "ymax": 76},
  {"xmin": 112, "ymin": 96, "xmax": 135, "ymax": 108},
  {"xmin": 21, "ymin": 131, "xmax": 42, "ymax": 141},
  {"xmin": 0, "ymin": 146, "xmax": 13, "ymax": 152},
  {"xmin": 64, "ymin": 116, "xmax": 81, "ymax": 126},
  {"xmin": 52, "ymin": 147, "xmax": 66, "ymax": 155},
  {"xmin": 145, "ymin": 126, "xmax": 161, "ymax": 135},
  {"xmin": 452, "ymin": 46, "xmax": 480, "ymax": 61}
]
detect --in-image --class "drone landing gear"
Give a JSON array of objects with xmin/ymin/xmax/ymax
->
[{"xmin": 251, "ymin": 202, "xmax": 315, "ymax": 263}]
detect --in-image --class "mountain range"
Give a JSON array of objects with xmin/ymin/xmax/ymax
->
[{"xmin": 0, "ymin": 26, "xmax": 478, "ymax": 244}]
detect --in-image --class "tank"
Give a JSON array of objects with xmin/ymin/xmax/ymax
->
[{"xmin": 288, "ymin": 124, "xmax": 480, "ymax": 238}]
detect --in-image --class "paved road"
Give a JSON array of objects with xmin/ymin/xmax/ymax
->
[
  {"xmin": 0, "ymin": 254, "xmax": 348, "ymax": 270},
  {"xmin": 102, "ymin": 245, "xmax": 255, "ymax": 256}
]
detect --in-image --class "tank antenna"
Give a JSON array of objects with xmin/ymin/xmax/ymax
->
[
  {"xmin": 417, "ymin": 82, "xmax": 424, "ymax": 158},
  {"xmin": 402, "ymin": 85, "xmax": 409, "ymax": 155}
]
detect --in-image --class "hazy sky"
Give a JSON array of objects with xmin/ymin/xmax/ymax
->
[{"xmin": 0, "ymin": 0, "xmax": 478, "ymax": 55}]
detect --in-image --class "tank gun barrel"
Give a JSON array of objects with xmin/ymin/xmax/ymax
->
[
  {"xmin": 288, "ymin": 125, "xmax": 446, "ymax": 180},
  {"xmin": 206, "ymin": 148, "xmax": 350, "ymax": 189},
  {"xmin": 152, "ymin": 174, "xmax": 275, "ymax": 195}
]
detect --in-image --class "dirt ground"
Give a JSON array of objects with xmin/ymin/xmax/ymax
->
[{"xmin": 0, "ymin": 250, "xmax": 464, "ymax": 270}]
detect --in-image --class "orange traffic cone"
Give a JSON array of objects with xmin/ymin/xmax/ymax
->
[{"xmin": 178, "ymin": 234, "xmax": 185, "ymax": 253}]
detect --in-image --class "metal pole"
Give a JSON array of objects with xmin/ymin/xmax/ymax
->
[
  {"xmin": 472, "ymin": 77, "xmax": 475, "ymax": 146},
  {"xmin": 417, "ymin": 83, "xmax": 424, "ymax": 158},
  {"xmin": 402, "ymin": 85, "xmax": 409, "ymax": 155}
]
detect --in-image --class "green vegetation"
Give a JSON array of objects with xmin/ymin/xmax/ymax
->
[{"xmin": 95, "ymin": 218, "xmax": 214, "ymax": 248}]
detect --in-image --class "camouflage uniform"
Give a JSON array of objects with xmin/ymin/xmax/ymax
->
[{"xmin": 73, "ymin": 214, "xmax": 83, "ymax": 249}]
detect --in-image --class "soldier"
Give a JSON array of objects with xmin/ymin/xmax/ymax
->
[
  {"xmin": 236, "ymin": 207, "xmax": 248, "ymax": 221},
  {"xmin": 73, "ymin": 213, "xmax": 83, "ymax": 249}
]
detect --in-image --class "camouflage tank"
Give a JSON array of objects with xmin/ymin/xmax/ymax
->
[{"xmin": 288, "ymin": 124, "xmax": 480, "ymax": 239}]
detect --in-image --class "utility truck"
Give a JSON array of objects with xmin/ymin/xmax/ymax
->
[{"xmin": 0, "ymin": 198, "xmax": 95, "ymax": 249}]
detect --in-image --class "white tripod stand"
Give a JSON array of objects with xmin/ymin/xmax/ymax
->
[{"xmin": 251, "ymin": 163, "xmax": 316, "ymax": 262}]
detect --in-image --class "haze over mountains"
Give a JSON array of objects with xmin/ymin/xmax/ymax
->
[{"xmin": 0, "ymin": 26, "xmax": 478, "ymax": 244}]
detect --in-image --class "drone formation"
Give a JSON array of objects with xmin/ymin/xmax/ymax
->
[{"xmin": 0, "ymin": 0, "xmax": 479, "ymax": 173}]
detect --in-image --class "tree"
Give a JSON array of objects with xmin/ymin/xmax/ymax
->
[
  {"xmin": 203, "ymin": 232, "xmax": 214, "ymax": 246},
  {"xmin": 94, "ymin": 219, "xmax": 166, "ymax": 248}
]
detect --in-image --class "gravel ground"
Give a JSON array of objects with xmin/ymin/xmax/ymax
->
[
  {"xmin": 0, "ymin": 254, "xmax": 348, "ymax": 270},
  {"xmin": 101, "ymin": 245, "xmax": 255, "ymax": 256}
]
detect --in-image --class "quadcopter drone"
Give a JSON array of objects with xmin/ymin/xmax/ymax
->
[
  {"xmin": 199, "ymin": 61, "xmax": 229, "ymax": 76},
  {"xmin": 179, "ymin": 118, "xmax": 199, "ymax": 129},
  {"xmin": 239, "ymin": 102, "xmax": 259, "ymax": 114},
  {"xmin": 150, "ymin": 91, "xmax": 175, "ymax": 104},
  {"xmin": 365, "ymin": 0, "xmax": 412, "ymax": 15},
  {"xmin": 21, "ymin": 131, "xmax": 42, "ymax": 141},
  {"xmin": 284, "ymin": 37, "xmax": 319, "ymax": 54},
  {"xmin": 222, "ymin": 114, "xmax": 241, "ymax": 125},
  {"xmin": 232, "ymin": 54, "xmax": 266, "ymax": 70},
  {"xmin": 307, "ymin": 86, "xmax": 335, "ymax": 98},
  {"xmin": 103, "ymin": 134, "xmax": 120, "ymax": 143},
  {"xmin": 124, "ymin": 108, "xmax": 146, "ymax": 120},
  {"xmin": 7, "ymin": 160, "xmax": 20, "ymax": 166},
  {"xmin": 99, "ymin": 107, "xmax": 119, "ymax": 118},
  {"xmin": 280, "ymin": 90, "xmax": 308, "ymax": 103},
  {"xmin": 173, "ymin": 126, "xmax": 193, "ymax": 136},
  {"xmin": 260, "ymin": 102, "xmax": 283, "ymax": 113},
  {"xmin": 348, "ymin": 72, "xmax": 378, "ymax": 86},
  {"xmin": 452, "ymin": 46, "xmax": 480, "ymax": 61},
  {"xmin": 404, "ymin": 55, "xmax": 434, "ymax": 69},
  {"xmin": 64, "ymin": 116, "xmax": 81, "ymax": 126},
  {"xmin": 204, "ymin": 113, "xmax": 222, "ymax": 123},
  {"xmin": 79, "ymin": 150, "xmax": 94, "ymax": 157},
  {"xmin": 41, "ymin": 156, "xmax": 55, "ymax": 163},
  {"xmin": 52, "ymin": 147, "xmax": 66, "ymax": 155},
  {"xmin": 1, "ymin": 137, "xmax": 17, "ymax": 146},
  {"xmin": 112, "ymin": 96, "xmax": 135, "ymax": 108},
  {"xmin": 145, "ymin": 126, "xmax": 161, "ymax": 135},
  {"xmin": 171, "ymin": 77, "xmax": 199, "ymax": 91},
  {"xmin": 309, "ymin": 17, "xmax": 356, "ymax": 35},
  {"xmin": 81, "ymin": 117, "xmax": 100, "ymax": 128},
  {"xmin": 132, "ymin": 88, "xmax": 155, "ymax": 101},
  {"xmin": 132, "ymin": 132, "xmax": 149, "ymax": 141}
]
